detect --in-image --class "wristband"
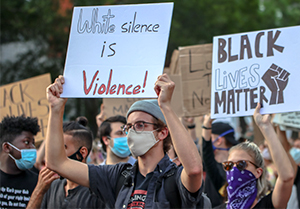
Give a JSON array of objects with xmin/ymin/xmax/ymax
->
[
  {"xmin": 202, "ymin": 125, "xmax": 212, "ymax": 130},
  {"xmin": 187, "ymin": 124, "xmax": 196, "ymax": 129}
]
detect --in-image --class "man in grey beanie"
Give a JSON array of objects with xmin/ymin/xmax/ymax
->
[{"xmin": 45, "ymin": 74, "xmax": 205, "ymax": 209}]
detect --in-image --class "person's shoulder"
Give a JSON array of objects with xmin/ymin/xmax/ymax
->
[
  {"xmin": 213, "ymin": 202, "xmax": 226, "ymax": 209},
  {"xmin": 254, "ymin": 192, "xmax": 274, "ymax": 209}
]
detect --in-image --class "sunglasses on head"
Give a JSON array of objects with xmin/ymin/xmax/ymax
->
[{"xmin": 222, "ymin": 160, "xmax": 259, "ymax": 171}]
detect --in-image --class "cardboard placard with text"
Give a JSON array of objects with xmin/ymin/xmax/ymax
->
[
  {"xmin": 211, "ymin": 25, "xmax": 300, "ymax": 119},
  {"xmin": 179, "ymin": 43, "xmax": 212, "ymax": 117},
  {"xmin": 272, "ymin": 112, "xmax": 300, "ymax": 131},
  {"xmin": 62, "ymin": 3, "xmax": 173, "ymax": 98},
  {"xmin": 0, "ymin": 74, "xmax": 52, "ymax": 142}
]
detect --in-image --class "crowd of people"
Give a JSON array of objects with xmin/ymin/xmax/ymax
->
[{"xmin": 1, "ymin": 73, "xmax": 300, "ymax": 209}]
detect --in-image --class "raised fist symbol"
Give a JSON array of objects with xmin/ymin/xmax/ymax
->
[{"xmin": 262, "ymin": 64, "xmax": 290, "ymax": 105}]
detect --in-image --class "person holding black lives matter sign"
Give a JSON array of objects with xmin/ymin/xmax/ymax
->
[{"xmin": 45, "ymin": 73, "xmax": 204, "ymax": 209}]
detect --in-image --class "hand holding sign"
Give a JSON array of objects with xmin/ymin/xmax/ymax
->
[
  {"xmin": 253, "ymin": 103, "xmax": 272, "ymax": 129},
  {"xmin": 262, "ymin": 64, "xmax": 290, "ymax": 105}
]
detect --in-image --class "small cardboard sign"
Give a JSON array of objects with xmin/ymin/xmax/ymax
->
[
  {"xmin": 179, "ymin": 44, "xmax": 212, "ymax": 116},
  {"xmin": 211, "ymin": 25, "xmax": 300, "ymax": 119},
  {"xmin": 273, "ymin": 112, "xmax": 300, "ymax": 131},
  {"xmin": 62, "ymin": 3, "xmax": 173, "ymax": 98},
  {"xmin": 0, "ymin": 74, "xmax": 52, "ymax": 142}
]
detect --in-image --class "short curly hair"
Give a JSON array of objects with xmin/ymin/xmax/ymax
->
[{"xmin": 0, "ymin": 115, "xmax": 40, "ymax": 151}]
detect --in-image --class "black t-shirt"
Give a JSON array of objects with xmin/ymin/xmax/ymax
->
[
  {"xmin": 213, "ymin": 192, "xmax": 274, "ymax": 209},
  {"xmin": 0, "ymin": 169, "xmax": 38, "ymax": 209},
  {"xmin": 127, "ymin": 170, "xmax": 153, "ymax": 209}
]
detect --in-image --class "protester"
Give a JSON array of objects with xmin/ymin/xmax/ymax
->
[
  {"xmin": 294, "ymin": 138, "xmax": 300, "ymax": 149},
  {"xmin": 215, "ymin": 103, "xmax": 294, "ymax": 209},
  {"xmin": 166, "ymin": 144, "xmax": 181, "ymax": 166},
  {"xmin": 0, "ymin": 115, "xmax": 40, "ymax": 208},
  {"xmin": 260, "ymin": 140, "xmax": 277, "ymax": 189},
  {"xmin": 96, "ymin": 103, "xmax": 106, "ymax": 128},
  {"xmin": 275, "ymin": 126, "xmax": 299, "ymax": 208},
  {"xmin": 202, "ymin": 118, "xmax": 238, "ymax": 207},
  {"xmin": 45, "ymin": 74, "xmax": 204, "ymax": 208},
  {"xmin": 88, "ymin": 139, "xmax": 104, "ymax": 165},
  {"xmin": 26, "ymin": 117, "xmax": 104, "ymax": 208},
  {"xmin": 98, "ymin": 115, "xmax": 135, "ymax": 165}
]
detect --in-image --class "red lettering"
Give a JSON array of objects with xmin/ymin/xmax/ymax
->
[
  {"xmin": 110, "ymin": 84, "xmax": 116, "ymax": 94},
  {"xmin": 98, "ymin": 84, "xmax": 106, "ymax": 94},
  {"xmin": 117, "ymin": 84, "xmax": 125, "ymax": 95},
  {"xmin": 126, "ymin": 85, "xmax": 133, "ymax": 95},
  {"xmin": 106, "ymin": 69, "xmax": 113, "ymax": 95},
  {"xmin": 133, "ymin": 85, "xmax": 141, "ymax": 94},
  {"xmin": 83, "ymin": 70, "xmax": 99, "ymax": 95}
]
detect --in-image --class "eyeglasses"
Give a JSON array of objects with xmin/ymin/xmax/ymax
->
[
  {"xmin": 121, "ymin": 121, "xmax": 158, "ymax": 134},
  {"xmin": 222, "ymin": 160, "xmax": 259, "ymax": 171}
]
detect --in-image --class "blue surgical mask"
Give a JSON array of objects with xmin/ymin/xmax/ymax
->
[
  {"xmin": 7, "ymin": 142, "xmax": 36, "ymax": 170},
  {"xmin": 109, "ymin": 136, "xmax": 131, "ymax": 158},
  {"xmin": 290, "ymin": 147, "xmax": 300, "ymax": 164}
]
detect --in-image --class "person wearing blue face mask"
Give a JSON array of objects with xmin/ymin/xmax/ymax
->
[
  {"xmin": 0, "ymin": 115, "xmax": 40, "ymax": 209},
  {"xmin": 99, "ymin": 115, "xmax": 136, "ymax": 165},
  {"xmin": 202, "ymin": 118, "xmax": 238, "ymax": 207}
]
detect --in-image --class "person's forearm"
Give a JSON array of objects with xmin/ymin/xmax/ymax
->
[
  {"xmin": 276, "ymin": 126, "xmax": 298, "ymax": 177},
  {"xmin": 26, "ymin": 187, "xmax": 45, "ymax": 209},
  {"xmin": 161, "ymin": 104, "xmax": 202, "ymax": 178},
  {"xmin": 202, "ymin": 117, "xmax": 212, "ymax": 141},
  {"xmin": 260, "ymin": 123, "xmax": 294, "ymax": 182},
  {"xmin": 45, "ymin": 105, "xmax": 67, "ymax": 172}
]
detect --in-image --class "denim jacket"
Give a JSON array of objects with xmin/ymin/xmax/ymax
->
[{"xmin": 89, "ymin": 154, "xmax": 203, "ymax": 209}]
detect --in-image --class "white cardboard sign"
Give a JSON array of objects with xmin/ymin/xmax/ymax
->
[
  {"xmin": 211, "ymin": 25, "xmax": 300, "ymax": 119},
  {"xmin": 62, "ymin": 3, "xmax": 173, "ymax": 98}
]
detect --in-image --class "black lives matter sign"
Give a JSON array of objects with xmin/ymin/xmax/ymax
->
[{"xmin": 211, "ymin": 26, "xmax": 300, "ymax": 118}]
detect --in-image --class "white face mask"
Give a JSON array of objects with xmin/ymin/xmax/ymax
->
[{"xmin": 127, "ymin": 128, "xmax": 159, "ymax": 157}]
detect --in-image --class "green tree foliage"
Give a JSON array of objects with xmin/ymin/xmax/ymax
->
[{"xmin": 1, "ymin": 0, "xmax": 299, "ymax": 135}]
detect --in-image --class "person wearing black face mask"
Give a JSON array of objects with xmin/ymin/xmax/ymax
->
[
  {"xmin": 27, "ymin": 117, "xmax": 104, "ymax": 209},
  {"xmin": 202, "ymin": 117, "xmax": 238, "ymax": 207}
]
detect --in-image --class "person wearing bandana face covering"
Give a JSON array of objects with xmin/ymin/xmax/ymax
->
[
  {"xmin": 27, "ymin": 117, "xmax": 104, "ymax": 209},
  {"xmin": 0, "ymin": 115, "xmax": 40, "ymax": 209},
  {"xmin": 202, "ymin": 118, "xmax": 238, "ymax": 207},
  {"xmin": 214, "ymin": 103, "xmax": 294, "ymax": 209},
  {"xmin": 45, "ymin": 74, "xmax": 204, "ymax": 209},
  {"xmin": 98, "ymin": 115, "xmax": 135, "ymax": 165}
]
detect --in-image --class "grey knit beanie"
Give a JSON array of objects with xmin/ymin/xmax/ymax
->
[{"xmin": 126, "ymin": 99, "xmax": 166, "ymax": 125}]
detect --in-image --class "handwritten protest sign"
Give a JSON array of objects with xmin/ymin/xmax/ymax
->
[
  {"xmin": 0, "ymin": 74, "xmax": 51, "ymax": 142},
  {"xmin": 61, "ymin": 3, "xmax": 173, "ymax": 98},
  {"xmin": 211, "ymin": 25, "xmax": 300, "ymax": 119},
  {"xmin": 179, "ymin": 44, "xmax": 212, "ymax": 117}
]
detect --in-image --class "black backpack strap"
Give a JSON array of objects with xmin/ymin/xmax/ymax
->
[
  {"xmin": 154, "ymin": 166, "xmax": 181, "ymax": 208},
  {"xmin": 156, "ymin": 166, "xmax": 209, "ymax": 209},
  {"xmin": 115, "ymin": 164, "xmax": 132, "ymax": 197}
]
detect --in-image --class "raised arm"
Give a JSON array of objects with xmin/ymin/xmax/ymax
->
[
  {"xmin": 155, "ymin": 74, "xmax": 202, "ymax": 193},
  {"xmin": 253, "ymin": 103, "xmax": 294, "ymax": 209},
  {"xmin": 45, "ymin": 76, "xmax": 89, "ymax": 187}
]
